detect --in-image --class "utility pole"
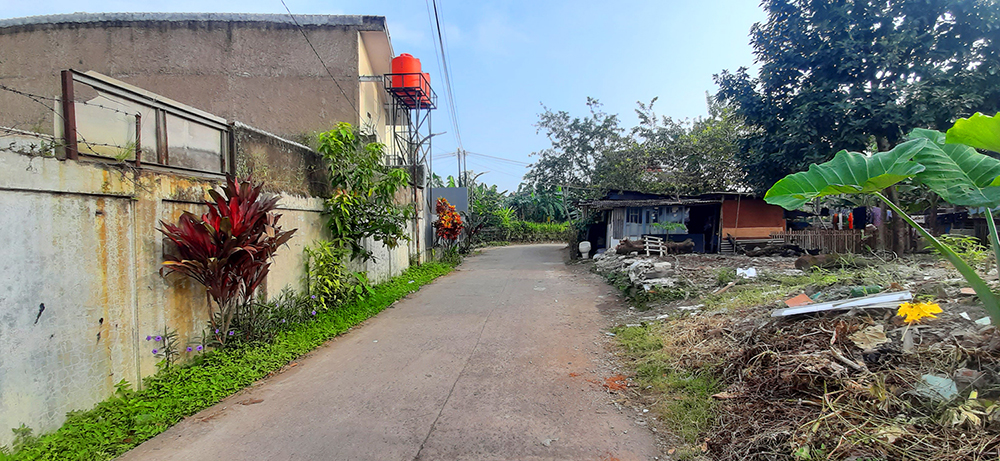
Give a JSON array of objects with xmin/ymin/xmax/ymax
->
[{"xmin": 457, "ymin": 148, "xmax": 465, "ymax": 187}]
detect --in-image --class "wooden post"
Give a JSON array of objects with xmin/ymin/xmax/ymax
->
[{"xmin": 60, "ymin": 70, "xmax": 78, "ymax": 160}]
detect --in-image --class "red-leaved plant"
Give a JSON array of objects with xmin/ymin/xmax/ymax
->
[
  {"xmin": 433, "ymin": 197, "xmax": 463, "ymax": 241},
  {"xmin": 159, "ymin": 176, "xmax": 296, "ymax": 345}
]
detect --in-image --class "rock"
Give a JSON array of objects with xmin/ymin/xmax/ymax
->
[
  {"xmin": 915, "ymin": 282, "xmax": 948, "ymax": 300},
  {"xmin": 646, "ymin": 261, "xmax": 674, "ymax": 278},
  {"xmin": 954, "ymin": 368, "xmax": 990, "ymax": 391},
  {"xmin": 643, "ymin": 277, "xmax": 677, "ymax": 288}
]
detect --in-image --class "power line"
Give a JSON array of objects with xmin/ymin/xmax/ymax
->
[
  {"xmin": 465, "ymin": 151, "xmax": 531, "ymax": 166},
  {"xmin": 280, "ymin": 0, "xmax": 359, "ymax": 116},
  {"xmin": 425, "ymin": 0, "xmax": 468, "ymax": 184},
  {"xmin": 426, "ymin": 0, "xmax": 463, "ymax": 151}
]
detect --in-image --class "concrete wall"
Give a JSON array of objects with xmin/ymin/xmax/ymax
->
[
  {"xmin": 0, "ymin": 15, "xmax": 380, "ymax": 139},
  {"xmin": 0, "ymin": 150, "xmax": 328, "ymax": 445}
]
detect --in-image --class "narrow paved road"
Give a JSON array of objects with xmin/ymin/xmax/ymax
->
[{"xmin": 121, "ymin": 244, "xmax": 659, "ymax": 461}]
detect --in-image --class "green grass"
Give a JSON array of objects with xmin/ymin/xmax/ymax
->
[
  {"xmin": 2, "ymin": 262, "xmax": 453, "ymax": 461},
  {"xmin": 612, "ymin": 324, "xmax": 721, "ymax": 444},
  {"xmin": 701, "ymin": 267, "xmax": 849, "ymax": 311}
]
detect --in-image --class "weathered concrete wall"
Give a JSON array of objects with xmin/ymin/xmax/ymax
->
[
  {"xmin": 0, "ymin": 149, "xmax": 326, "ymax": 446},
  {"xmin": 0, "ymin": 14, "xmax": 379, "ymax": 139},
  {"xmin": 232, "ymin": 122, "xmax": 330, "ymax": 198}
]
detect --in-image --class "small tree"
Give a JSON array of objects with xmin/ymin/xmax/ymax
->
[
  {"xmin": 433, "ymin": 197, "xmax": 463, "ymax": 243},
  {"xmin": 317, "ymin": 122, "xmax": 412, "ymax": 260},
  {"xmin": 159, "ymin": 176, "xmax": 296, "ymax": 345}
]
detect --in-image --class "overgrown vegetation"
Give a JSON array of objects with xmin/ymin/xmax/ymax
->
[
  {"xmin": 1, "ymin": 263, "xmax": 453, "ymax": 461},
  {"xmin": 716, "ymin": 0, "xmax": 1000, "ymax": 194},
  {"xmin": 765, "ymin": 115, "xmax": 1000, "ymax": 325},
  {"xmin": 317, "ymin": 122, "xmax": 412, "ymax": 261}
]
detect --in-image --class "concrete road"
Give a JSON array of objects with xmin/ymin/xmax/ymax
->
[{"xmin": 120, "ymin": 244, "xmax": 659, "ymax": 461}]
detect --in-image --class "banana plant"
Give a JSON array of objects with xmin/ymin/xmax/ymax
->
[{"xmin": 764, "ymin": 113, "xmax": 1000, "ymax": 325}]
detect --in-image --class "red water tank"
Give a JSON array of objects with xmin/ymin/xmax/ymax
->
[
  {"xmin": 391, "ymin": 53, "xmax": 422, "ymax": 89},
  {"xmin": 420, "ymin": 72, "xmax": 432, "ymax": 105}
]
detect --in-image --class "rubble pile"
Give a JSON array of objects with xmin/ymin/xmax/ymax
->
[{"xmin": 594, "ymin": 248, "xmax": 679, "ymax": 291}]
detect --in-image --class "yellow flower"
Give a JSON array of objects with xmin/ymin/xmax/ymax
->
[{"xmin": 897, "ymin": 301, "xmax": 943, "ymax": 324}]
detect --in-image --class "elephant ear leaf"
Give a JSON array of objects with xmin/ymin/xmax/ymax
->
[
  {"xmin": 909, "ymin": 128, "xmax": 1000, "ymax": 206},
  {"xmin": 764, "ymin": 140, "xmax": 927, "ymax": 210},
  {"xmin": 946, "ymin": 112, "xmax": 1000, "ymax": 154}
]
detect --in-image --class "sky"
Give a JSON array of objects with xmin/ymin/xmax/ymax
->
[{"xmin": 1, "ymin": 0, "xmax": 767, "ymax": 192}]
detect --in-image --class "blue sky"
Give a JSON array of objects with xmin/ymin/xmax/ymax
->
[{"xmin": 3, "ymin": 1, "xmax": 766, "ymax": 191}]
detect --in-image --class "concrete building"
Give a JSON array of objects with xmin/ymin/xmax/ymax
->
[
  {"xmin": 0, "ymin": 13, "xmax": 394, "ymax": 143},
  {"xmin": 0, "ymin": 13, "xmax": 436, "ymax": 446}
]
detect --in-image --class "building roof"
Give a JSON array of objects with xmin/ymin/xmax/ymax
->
[
  {"xmin": 0, "ymin": 13, "xmax": 387, "ymax": 31},
  {"xmin": 579, "ymin": 198, "xmax": 723, "ymax": 211}
]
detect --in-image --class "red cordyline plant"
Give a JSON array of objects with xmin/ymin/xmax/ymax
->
[
  {"xmin": 433, "ymin": 197, "xmax": 463, "ymax": 241},
  {"xmin": 159, "ymin": 176, "xmax": 295, "ymax": 345}
]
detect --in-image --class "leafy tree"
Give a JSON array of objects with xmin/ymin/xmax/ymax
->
[
  {"xmin": 716, "ymin": 0, "xmax": 1000, "ymax": 193},
  {"xmin": 522, "ymin": 96, "xmax": 745, "ymax": 198},
  {"xmin": 614, "ymin": 95, "xmax": 745, "ymax": 195},
  {"xmin": 317, "ymin": 123, "xmax": 412, "ymax": 260},
  {"xmin": 523, "ymin": 98, "xmax": 626, "ymax": 191},
  {"xmin": 507, "ymin": 186, "xmax": 568, "ymax": 222}
]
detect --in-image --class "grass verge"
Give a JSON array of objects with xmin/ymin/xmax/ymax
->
[
  {"xmin": 612, "ymin": 324, "xmax": 721, "ymax": 448},
  {"xmin": 3, "ymin": 262, "xmax": 453, "ymax": 461}
]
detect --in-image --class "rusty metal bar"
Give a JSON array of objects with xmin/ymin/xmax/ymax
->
[
  {"xmin": 60, "ymin": 70, "xmax": 78, "ymax": 160},
  {"xmin": 134, "ymin": 112, "xmax": 141, "ymax": 168},
  {"xmin": 156, "ymin": 110, "xmax": 168, "ymax": 164}
]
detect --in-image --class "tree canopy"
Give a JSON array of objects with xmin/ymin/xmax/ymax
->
[
  {"xmin": 716, "ymin": 0, "xmax": 1000, "ymax": 193},
  {"xmin": 521, "ymin": 96, "xmax": 744, "ymax": 197}
]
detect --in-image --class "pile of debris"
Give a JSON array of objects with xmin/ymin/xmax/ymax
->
[
  {"xmin": 594, "ymin": 248, "xmax": 679, "ymax": 291},
  {"xmin": 633, "ymin": 283, "xmax": 999, "ymax": 459},
  {"xmin": 591, "ymin": 250, "xmax": 1000, "ymax": 459}
]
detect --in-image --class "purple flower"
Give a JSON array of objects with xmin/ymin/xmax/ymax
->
[
  {"xmin": 311, "ymin": 295, "xmax": 317, "ymax": 299},
  {"xmin": 311, "ymin": 310, "xmax": 317, "ymax": 316},
  {"xmin": 152, "ymin": 349, "xmax": 158, "ymax": 354},
  {"xmin": 145, "ymin": 335, "xmax": 152, "ymax": 341},
  {"xmin": 281, "ymin": 319, "xmax": 286, "ymax": 323},
  {"xmin": 196, "ymin": 345, "xmax": 203, "ymax": 351},
  {"xmin": 187, "ymin": 346, "xmax": 193, "ymax": 352},
  {"xmin": 155, "ymin": 336, "xmax": 162, "ymax": 342},
  {"xmin": 215, "ymin": 329, "xmax": 219, "ymax": 334},
  {"xmin": 228, "ymin": 330, "xmax": 234, "ymax": 336}
]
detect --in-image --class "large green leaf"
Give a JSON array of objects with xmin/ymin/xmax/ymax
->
[
  {"xmin": 764, "ymin": 140, "xmax": 927, "ymax": 210},
  {"xmin": 909, "ymin": 128, "xmax": 1000, "ymax": 206},
  {"xmin": 946, "ymin": 112, "xmax": 1000, "ymax": 154}
]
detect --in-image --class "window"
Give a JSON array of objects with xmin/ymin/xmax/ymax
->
[
  {"xmin": 69, "ymin": 70, "xmax": 230, "ymax": 174},
  {"xmin": 647, "ymin": 209, "xmax": 659, "ymax": 223},
  {"xmin": 626, "ymin": 207, "xmax": 641, "ymax": 223}
]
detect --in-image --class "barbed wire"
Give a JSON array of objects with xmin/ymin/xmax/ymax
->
[
  {"xmin": 0, "ymin": 81, "xmax": 145, "ymax": 156},
  {"xmin": 0, "ymin": 82, "xmax": 139, "ymax": 118}
]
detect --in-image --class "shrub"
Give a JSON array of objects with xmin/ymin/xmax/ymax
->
[
  {"xmin": 317, "ymin": 122, "xmax": 412, "ymax": 260},
  {"xmin": 304, "ymin": 240, "xmax": 371, "ymax": 310},
  {"xmin": 158, "ymin": 176, "xmax": 296, "ymax": 346},
  {"xmin": 500, "ymin": 220, "xmax": 570, "ymax": 242}
]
